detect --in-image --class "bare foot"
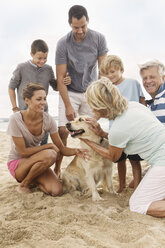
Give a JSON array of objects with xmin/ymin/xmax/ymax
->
[
  {"xmin": 128, "ymin": 179, "xmax": 134, "ymax": 188},
  {"xmin": 16, "ymin": 185, "xmax": 32, "ymax": 194},
  {"xmin": 117, "ymin": 185, "xmax": 126, "ymax": 193}
]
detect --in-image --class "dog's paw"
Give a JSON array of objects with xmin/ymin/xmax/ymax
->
[{"xmin": 92, "ymin": 193, "xmax": 103, "ymax": 201}]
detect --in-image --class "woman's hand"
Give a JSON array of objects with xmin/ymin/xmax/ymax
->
[
  {"xmin": 75, "ymin": 148, "xmax": 90, "ymax": 160},
  {"xmin": 85, "ymin": 117, "xmax": 108, "ymax": 138}
]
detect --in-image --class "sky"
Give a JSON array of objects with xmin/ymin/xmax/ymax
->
[{"xmin": 0, "ymin": 0, "xmax": 165, "ymax": 112}]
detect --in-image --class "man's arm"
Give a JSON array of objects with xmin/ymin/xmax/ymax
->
[{"xmin": 56, "ymin": 64, "xmax": 76, "ymax": 121}]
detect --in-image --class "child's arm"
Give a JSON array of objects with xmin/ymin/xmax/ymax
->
[
  {"xmin": 8, "ymin": 88, "xmax": 19, "ymax": 112},
  {"xmin": 50, "ymin": 72, "xmax": 71, "ymax": 91},
  {"xmin": 63, "ymin": 72, "xmax": 71, "ymax": 85}
]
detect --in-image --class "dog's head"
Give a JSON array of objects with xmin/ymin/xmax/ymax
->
[{"xmin": 66, "ymin": 116, "xmax": 100, "ymax": 143}]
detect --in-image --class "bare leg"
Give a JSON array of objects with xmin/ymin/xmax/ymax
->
[
  {"xmin": 147, "ymin": 200, "xmax": 165, "ymax": 218},
  {"xmin": 36, "ymin": 168, "xmax": 63, "ymax": 196},
  {"xmin": 54, "ymin": 126, "xmax": 69, "ymax": 177},
  {"xmin": 129, "ymin": 160, "xmax": 141, "ymax": 190},
  {"xmin": 117, "ymin": 159, "xmax": 126, "ymax": 193},
  {"xmin": 15, "ymin": 149, "xmax": 57, "ymax": 193}
]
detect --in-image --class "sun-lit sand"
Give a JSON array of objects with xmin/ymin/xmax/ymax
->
[{"xmin": 1, "ymin": 131, "xmax": 165, "ymax": 248}]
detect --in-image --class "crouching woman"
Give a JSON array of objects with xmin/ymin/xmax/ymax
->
[{"xmin": 7, "ymin": 83, "xmax": 87, "ymax": 196}]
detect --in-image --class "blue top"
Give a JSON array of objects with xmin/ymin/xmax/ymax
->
[
  {"xmin": 109, "ymin": 78, "xmax": 144, "ymax": 128},
  {"xmin": 109, "ymin": 102, "xmax": 165, "ymax": 167},
  {"xmin": 146, "ymin": 81, "xmax": 165, "ymax": 125},
  {"xmin": 117, "ymin": 78, "xmax": 144, "ymax": 101}
]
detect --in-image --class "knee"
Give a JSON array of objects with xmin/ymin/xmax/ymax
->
[
  {"xmin": 50, "ymin": 183, "xmax": 63, "ymax": 197},
  {"xmin": 43, "ymin": 150, "xmax": 58, "ymax": 166}
]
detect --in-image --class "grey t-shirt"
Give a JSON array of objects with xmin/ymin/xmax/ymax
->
[
  {"xmin": 9, "ymin": 61, "xmax": 57, "ymax": 110},
  {"xmin": 55, "ymin": 29, "xmax": 108, "ymax": 93},
  {"xmin": 7, "ymin": 112, "xmax": 58, "ymax": 162}
]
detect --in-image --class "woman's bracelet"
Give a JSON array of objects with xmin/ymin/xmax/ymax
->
[{"xmin": 12, "ymin": 106, "xmax": 19, "ymax": 111}]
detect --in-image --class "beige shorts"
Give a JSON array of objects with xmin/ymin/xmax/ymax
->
[
  {"xmin": 58, "ymin": 91, "xmax": 93, "ymax": 127},
  {"xmin": 129, "ymin": 165, "xmax": 165, "ymax": 214}
]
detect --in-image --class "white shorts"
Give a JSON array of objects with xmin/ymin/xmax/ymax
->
[
  {"xmin": 129, "ymin": 166, "xmax": 165, "ymax": 214},
  {"xmin": 58, "ymin": 91, "xmax": 93, "ymax": 127}
]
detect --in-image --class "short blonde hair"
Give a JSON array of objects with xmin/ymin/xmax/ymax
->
[
  {"xmin": 86, "ymin": 77, "xmax": 128, "ymax": 120},
  {"xmin": 100, "ymin": 55, "xmax": 124, "ymax": 75}
]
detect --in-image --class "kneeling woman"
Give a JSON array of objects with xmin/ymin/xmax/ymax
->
[
  {"xmin": 82, "ymin": 77, "xmax": 165, "ymax": 218},
  {"xmin": 7, "ymin": 83, "xmax": 87, "ymax": 196}
]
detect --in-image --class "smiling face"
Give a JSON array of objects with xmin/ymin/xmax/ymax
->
[
  {"xmin": 141, "ymin": 66, "xmax": 164, "ymax": 99},
  {"xmin": 25, "ymin": 90, "xmax": 47, "ymax": 113},
  {"xmin": 70, "ymin": 16, "xmax": 88, "ymax": 42},
  {"xmin": 104, "ymin": 66, "xmax": 124, "ymax": 85},
  {"xmin": 31, "ymin": 51, "xmax": 48, "ymax": 68}
]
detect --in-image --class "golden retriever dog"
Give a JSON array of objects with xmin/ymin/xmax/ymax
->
[{"xmin": 61, "ymin": 116, "xmax": 114, "ymax": 201}]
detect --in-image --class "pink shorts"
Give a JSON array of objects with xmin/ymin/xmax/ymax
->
[{"xmin": 7, "ymin": 159, "xmax": 21, "ymax": 179}]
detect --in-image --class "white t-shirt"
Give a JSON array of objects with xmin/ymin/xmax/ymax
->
[
  {"xmin": 108, "ymin": 102, "xmax": 165, "ymax": 166},
  {"xmin": 7, "ymin": 112, "xmax": 58, "ymax": 162}
]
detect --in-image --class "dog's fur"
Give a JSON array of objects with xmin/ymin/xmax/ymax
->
[{"xmin": 61, "ymin": 116, "xmax": 114, "ymax": 201}]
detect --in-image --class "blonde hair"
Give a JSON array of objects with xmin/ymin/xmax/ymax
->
[
  {"xmin": 86, "ymin": 77, "xmax": 128, "ymax": 120},
  {"xmin": 100, "ymin": 55, "xmax": 124, "ymax": 75}
]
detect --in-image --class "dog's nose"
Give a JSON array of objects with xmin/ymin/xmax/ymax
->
[{"xmin": 66, "ymin": 122, "xmax": 71, "ymax": 129}]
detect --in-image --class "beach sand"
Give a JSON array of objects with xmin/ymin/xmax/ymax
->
[{"xmin": 1, "ymin": 131, "xmax": 165, "ymax": 248}]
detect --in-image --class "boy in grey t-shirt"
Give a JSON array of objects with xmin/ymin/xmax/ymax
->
[
  {"xmin": 9, "ymin": 39, "xmax": 70, "ymax": 144},
  {"xmin": 9, "ymin": 39, "xmax": 57, "ymax": 113}
]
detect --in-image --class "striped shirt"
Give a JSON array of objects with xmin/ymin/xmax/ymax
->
[{"xmin": 146, "ymin": 82, "xmax": 165, "ymax": 125}]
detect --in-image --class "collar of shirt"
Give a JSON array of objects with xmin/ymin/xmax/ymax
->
[{"xmin": 28, "ymin": 60, "xmax": 42, "ymax": 71}]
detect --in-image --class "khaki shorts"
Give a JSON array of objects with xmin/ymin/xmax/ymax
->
[
  {"xmin": 58, "ymin": 91, "xmax": 93, "ymax": 127},
  {"xmin": 129, "ymin": 165, "xmax": 165, "ymax": 214}
]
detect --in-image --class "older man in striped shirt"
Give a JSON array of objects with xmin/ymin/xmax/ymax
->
[{"xmin": 139, "ymin": 60, "xmax": 165, "ymax": 125}]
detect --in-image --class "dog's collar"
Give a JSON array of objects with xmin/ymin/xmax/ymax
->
[{"xmin": 100, "ymin": 137, "xmax": 104, "ymax": 144}]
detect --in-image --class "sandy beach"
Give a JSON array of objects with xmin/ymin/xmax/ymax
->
[{"xmin": 1, "ymin": 131, "xmax": 165, "ymax": 248}]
